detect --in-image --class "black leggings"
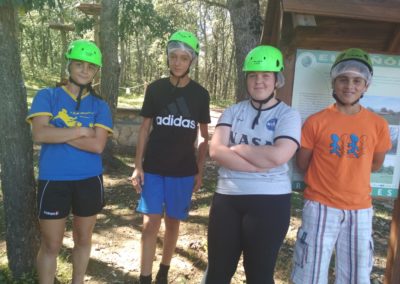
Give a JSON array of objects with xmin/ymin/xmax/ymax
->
[{"xmin": 205, "ymin": 193, "xmax": 291, "ymax": 284}]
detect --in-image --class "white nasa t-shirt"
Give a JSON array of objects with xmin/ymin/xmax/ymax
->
[{"xmin": 216, "ymin": 100, "xmax": 301, "ymax": 195}]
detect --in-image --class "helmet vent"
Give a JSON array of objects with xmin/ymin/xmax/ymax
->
[
  {"xmin": 168, "ymin": 30, "xmax": 200, "ymax": 55},
  {"xmin": 242, "ymin": 45, "xmax": 284, "ymax": 72},
  {"xmin": 65, "ymin": 40, "xmax": 102, "ymax": 67}
]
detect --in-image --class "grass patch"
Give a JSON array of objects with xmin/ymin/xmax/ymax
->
[
  {"xmin": 23, "ymin": 74, "xmax": 235, "ymax": 111},
  {"xmin": 117, "ymin": 92, "xmax": 144, "ymax": 109},
  {"xmin": 118, "ymin": 92, "xmax": 236, "ymax": 110},
  {"xmin": 210, "ymin": 97, "xmax": 235, "ymax": 109},
  {"xmin": 0, "ymin": 190, "xmax": 4, "ymax": 242},
  {"xmin": 0, "ymin": 265, "xmax": 38, "ymax": 284},
  {"xmin": 0, "ymin": 144, "xmax": 395, "ymax": 283}
]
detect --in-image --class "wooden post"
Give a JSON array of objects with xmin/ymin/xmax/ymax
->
[
  {"xmin": 260, "ymin": 0, "xmax": 283, "ymax": 46},
  {"xmin": 261, "ymin": 0, "xmax": 295, "ymax": 105},
  {"xmin": 384, "ymin": 195, "xmax": 400, "ymax": 284}
]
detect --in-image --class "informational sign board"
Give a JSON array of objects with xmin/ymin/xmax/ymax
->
[{"xmin": 291, "ymin": 49, "xmax": 400, "ymax": 198}]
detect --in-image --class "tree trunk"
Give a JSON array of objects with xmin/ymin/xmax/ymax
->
[
  {"xmin": 0, "ymin": 1, "xmax": 39, "ymax": 279},
  {"xmin": 227, "ymin": 0, "xmax": 262, "ymax": 102},
  {"xmin": 134, "ymin": 32, "xmax": 144, "ymax": 86},
  {"xmin": 222, "ymin": 42, "xmax": 235, "ymax": 100},
  {"xmin": 100, "ymin": 0, "xmax": 120, "ymax": 164},
  {"xmin": 119, "ymin": 38, "xmax": 127, "ymax": 86},
  {"xmin": 60, "ymin": 29, "xmax": 67, "ymax": 81}
]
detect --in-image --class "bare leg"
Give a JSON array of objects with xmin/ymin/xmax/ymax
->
[
  {"xmin": 140, "ymin": 214, "xmax": 162, "ymax": 276},
  {"xmin": 37, "ymin": 218, "xmax": 66, "ymax": 284},
  {"xmin": 160, "ymin": 215, "xmax": 180, "ymax": 265},
  {"xmin": 71, "ymin": 215, "xmax": 97, "ymax": 284}
]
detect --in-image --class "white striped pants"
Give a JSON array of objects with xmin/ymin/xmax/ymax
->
[{"xmin": 291, "ymin": 200, "xmax": 374, "ymax": 284}]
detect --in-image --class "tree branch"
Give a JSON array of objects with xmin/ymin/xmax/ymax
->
[{"xmin": 175, "ymin": 0, "xmax": 227, "ymax": 9}]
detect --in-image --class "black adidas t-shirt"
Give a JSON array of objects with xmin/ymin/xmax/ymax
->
[{"xmin": 140, "ymin": 78, "xmax": 211, "ymax": 176}]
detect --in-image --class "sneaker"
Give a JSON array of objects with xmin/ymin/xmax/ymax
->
[
  {"xmin": 155, "ymin": 274, "xmax": 168, "ymax": 284},
  {"xmin": 139, "ymin": 275, "xmax": 152, "ymax": 284}
]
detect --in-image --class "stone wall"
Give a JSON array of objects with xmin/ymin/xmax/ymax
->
[
  {"xmin": 112, "ymin": 107, "xmax": 142, "ymax": 147},
  {"xmin": 112, "ymin": 107, "xmax": 222, "ymax": 148}
]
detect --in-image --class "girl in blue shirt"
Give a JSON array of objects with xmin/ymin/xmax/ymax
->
[{"xmin": 27, "ymin": 39, "xmax": 113, "ymax": 284}]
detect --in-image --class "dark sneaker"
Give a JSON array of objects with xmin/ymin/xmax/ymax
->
[
  {"xmin": 155, "ymin": 274, "xmax": 168, "ymax": 284},
  {"xmin": 139, "ymin": 275, "xmax": 152, "ymax": 284}
]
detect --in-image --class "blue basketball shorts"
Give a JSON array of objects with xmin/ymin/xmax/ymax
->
[{"xmin": 136, "ymin": 173, "xmax": 195, "ymax": 220}]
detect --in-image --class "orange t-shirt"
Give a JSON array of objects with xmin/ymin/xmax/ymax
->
[{"xmin": 302, "ymin": 104, "xmax": 391, "ymax": 210}]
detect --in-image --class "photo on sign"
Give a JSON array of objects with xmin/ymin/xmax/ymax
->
[
  {"xmin": 361, "ymin": 95, "xmax": 400, "ymax": 155},
  {"xmin": 371, "ymin": 156, "xmax": 395, "ymax": 186},
  {"xmin": 361, "ymin": 95, "xmax": 400, "ymax": 126}
]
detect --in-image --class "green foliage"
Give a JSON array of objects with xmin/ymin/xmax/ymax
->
[
  {"xmin": 119, "ymin": 0, "xmax": 172, "ymax": 41},
  {"xmin": 14, "ymin": 0, "xmax": 239, "ymax": 109},
  {"xmin": 118, "ymin": 91, "xmax": 144, "ymax": 109},
  {"xmin": 74, "ymin": 16, "xmax": 95, "ymax": 36},
  {"xmin": 0, "ymin": 265, "xmax": 38, "ymax": 284},
  {"xmin": 18, "ymin": 1, "xmax": 78, "ymax": 82},
  {"xmin": 0, "ymin": 0, "xmax": 55, "ymax": 9},
  {"xmin": 0, "ymin": 267, "xmax": 13, "ymax": 284}
]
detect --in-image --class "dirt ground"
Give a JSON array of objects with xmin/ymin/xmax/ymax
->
[
  {"xmin": 1, "ymin": 107, "xmax": 392, "ymax": 283},
  {"xmin": 81, "ymin": 153, "xmax": 215, "ymax": 284},
  {"xmin": 55, "ymin": 151, "xmax": 393, "ymax": 284}
]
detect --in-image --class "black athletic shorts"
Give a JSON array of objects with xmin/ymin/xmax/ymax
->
[{"xmin": 37, "ymin": 175, "xmax": 105, "ymax": 219}]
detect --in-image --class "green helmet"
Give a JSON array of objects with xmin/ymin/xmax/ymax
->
[
  {"xmin": 243, "ymin": 45, "xmax": 284, "ymax": 72},
  {"xmin": 332, "ymin": 48, "xmax": 373, "ymax": 74},
  {"xmin": 168, "ymin": 30, "xmax": 200, "ymax": 55},
  {"xmin": 65, "ymin": 39, "xmax": 102, "ymax": 67}
]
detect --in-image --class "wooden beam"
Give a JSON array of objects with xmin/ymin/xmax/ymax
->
[
  {"xmin": 291, "ymin": 24, "xmax": 390, "ymax": 51},
  {"xmin": 49, "ymin": 23, "xmax": 75, "ymax": 31},
  {"xmin": 261, "ymin": 0, "xmax": 283, "ymax": 46},
  {"xmin": 384, "ymin": 196, "xmax": 400, "ymax": 284},
  {"xmin": 387, "ymin": 25, "xmax": 400, "ymax": 53},
  {"xmin": 76, "ymin": 3, "xmax": 101, "ymax": 16},
  {"xmin": 282, "ymin": 0, "xmax": 400, "ymax": 24},
  {"xmin": 280, "ymin": 15, "xmax": 394, "ymax": 53}
]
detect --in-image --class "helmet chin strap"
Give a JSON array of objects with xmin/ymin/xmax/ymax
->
[
  {"xmin": 169, "ymin": 62, "xmax": 191, "ymax": 95},
  {"xmin": 69, "ymin": 76, "xmax": 90, "ymax": 111},
  {"xmin": 332, "ymin": 92, "xmax": 363, "ymax": 106},
  {"xmin": 170, "ymin": 67, "xmax": 190, "ymax": 79},
  {"xmin": 67, "ymin": 64, "xmax": 98, "ymax": 111},
  {"xmin": 250, "ymin": 91, "xmax": 275, "ymax": 129},
  {"xmin": 247, "ymin": 73, "xmax": 278, "ymax": 129}
]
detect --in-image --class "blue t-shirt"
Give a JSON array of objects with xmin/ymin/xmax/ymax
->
[{"xmin": 27, "ymin": 86, "xmax": 113, "ymax": 180}]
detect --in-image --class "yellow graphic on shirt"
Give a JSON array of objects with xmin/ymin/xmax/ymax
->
[{"xmin": 54, "ymin": 109, "xmax": 82, "ymax": 127}]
